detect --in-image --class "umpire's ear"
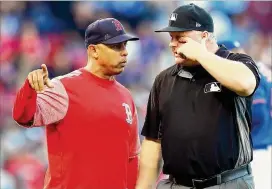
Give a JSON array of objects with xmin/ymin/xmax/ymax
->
[
  {"xmin": 201, "ymin": 31, "xmax": 209, "ymax": 40},
  {"xmin": 87, "ymin": 45, "xmax": 98, "ymax": 59}
]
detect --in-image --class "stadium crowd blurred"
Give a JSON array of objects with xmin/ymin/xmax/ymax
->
[{"xmin": 0, "ymin": 1, "xmax": 271, "ymax": 189}]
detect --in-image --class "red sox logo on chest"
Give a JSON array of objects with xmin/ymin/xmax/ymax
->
[
  {"xmin": 112, "ymin": 20, "xmax": 123, "ymax": 31},
  {"xmin": 122, "ymin": 103, "xmax": 132, "ymax": 125}
]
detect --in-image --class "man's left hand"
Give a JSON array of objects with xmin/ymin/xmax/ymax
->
[{"xmin": 177, "ymin": 37, "xmax": 208, "ymax": 61}]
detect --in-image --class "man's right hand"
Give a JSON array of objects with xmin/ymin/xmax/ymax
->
[{"xmin": 27, "ymin": 64, "xmax": 54, "ymax": 93}]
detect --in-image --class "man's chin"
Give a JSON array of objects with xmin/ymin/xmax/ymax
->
[
  {"xmin": 175, "ymin": 57, "xmax": 185, "ymax": 64},
  {"xmin": 113, "ymin": 68, "xmax": 125, "ymax": 75},
  {"xmin": 175, "ymin": 58, "xmax": 198, "ymax": 66}
]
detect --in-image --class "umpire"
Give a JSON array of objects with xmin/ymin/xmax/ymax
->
[{"xmin": 136, "ymin": 4, "xmax": 260, "ymax": 189}]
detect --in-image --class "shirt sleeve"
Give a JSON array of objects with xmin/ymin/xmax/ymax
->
[
  {"xmin": 231, "ymin": 53, "xmax": 261, "ymax": 95},
  {"xmin": 141, "ymin": 76, "xmax": 161, "ymax": 139},
  {"xmin": 12, "ymin": 78, "xmax": 69, "ymax": 127}
]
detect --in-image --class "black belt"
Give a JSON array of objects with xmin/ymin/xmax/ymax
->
[{"xmin": 169, "ymin": 164, "xmax": 252, "ymax": 189}]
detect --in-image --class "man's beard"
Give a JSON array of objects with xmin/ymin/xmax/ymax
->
[{"xmin": 179, "ymin": 59, "xmax": 200, "ymax": 67}]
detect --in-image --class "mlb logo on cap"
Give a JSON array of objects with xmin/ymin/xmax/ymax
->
[{"xmin": 204, "ymin": 82, "xmax": 221, "ymax": 93}]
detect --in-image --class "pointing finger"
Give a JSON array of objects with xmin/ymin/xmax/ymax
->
[{"xmin": 41, "ymin": 64, "xmax": 48, "ymax": 76}]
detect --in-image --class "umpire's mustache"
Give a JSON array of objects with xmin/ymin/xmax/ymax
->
[{"xmin": 180, "ymin": 53, "xmax": 187, "ymax": 59}]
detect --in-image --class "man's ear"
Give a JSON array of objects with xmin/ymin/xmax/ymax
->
[
  {"xmin": 87, "ymin": 45, "xmax": 98, "ymax": 59},
  {"xmin": 201, "ymin": 31, "xmax": 209, "ymax": 41}
]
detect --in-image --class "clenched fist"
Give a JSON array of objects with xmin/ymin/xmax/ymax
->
[{"xmin": 27, "ymin": 64, "xmax": 54, "ymax": 93}]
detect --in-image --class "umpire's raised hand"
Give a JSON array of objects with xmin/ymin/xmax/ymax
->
[{"xmin": 27, "ymin": 64, "xmax": 54, "ymax": 93}]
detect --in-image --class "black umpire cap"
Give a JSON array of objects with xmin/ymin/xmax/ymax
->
[
  {"xmin": 85, "ymin": 18, "xmax": 139, "ymax": 48},
  {"xmin": 155, "ymin": 3, "xmax": 214, "ymax": 33}
]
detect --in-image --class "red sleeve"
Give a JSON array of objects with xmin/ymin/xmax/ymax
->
[
  {"xmin": 127, "ymin": 106, "xmax": 140, "ymax": 189},
  {"xmin": 12, "ymin": 78, "xmax": 69, "ymax": 127},
  {"xmin": 12, "ymin": 79, "xmax": 38, "ymax": 126}
]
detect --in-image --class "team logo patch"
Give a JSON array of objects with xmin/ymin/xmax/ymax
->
[
  {"xmin": 170, "ymin": 13, "xmax": 178, "ymax": 21},
  {"xmin": 122, "ymin": 103, "xmax": 132, "ymax": 124},
  {"xmin": 112, "ymin": 20, "xmax": 123, "ymax": 31},
  {"xmin": 204, "ymin": 82, "xmax": 221, "ymax": 93}
]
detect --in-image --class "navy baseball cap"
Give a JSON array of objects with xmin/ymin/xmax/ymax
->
[
  {"xmin": 155, "ymin": 3, "xmax": 214, "ymax": 33},
  {"xmin": 85, "ymin": 18, "xmax": 139, "ymax": 48}
]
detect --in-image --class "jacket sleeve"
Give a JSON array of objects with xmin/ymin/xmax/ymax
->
[
  {"xmin": 231, "ymin": 53, "xmax": 261, "ymax": 95},
  {"xmin": 12, "ymin": 78, "xmax": 69, "ymax": 127}
]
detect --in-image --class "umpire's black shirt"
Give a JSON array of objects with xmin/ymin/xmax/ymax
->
[{"xmin": 141, "ymin": 46, "xmax": 260, "ymax": 179}]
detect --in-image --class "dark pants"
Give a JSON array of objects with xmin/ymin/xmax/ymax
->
[{"xmin": 157, "ymin": 174, "xmax": 254, "ymax": 189}]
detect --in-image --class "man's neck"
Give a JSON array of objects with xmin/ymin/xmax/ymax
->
[
  {"xmin": 84, "ymin": 62, "xmax": 114, "ymax": 80},
  {"xmin": 209, "ymin": 43, "xmax": 220, "ymax": 54}
]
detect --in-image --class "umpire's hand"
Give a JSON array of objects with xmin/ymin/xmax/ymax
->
[
  {"xmin": 27, "ymin": 64, "xmax": 54, "ymax": 93},
  {"xmin": 177, "ymin": 37, "xmax": 208, "ymax": 61}
]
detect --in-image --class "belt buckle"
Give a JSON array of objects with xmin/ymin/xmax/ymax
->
[
  {"xmin": 192, "ymin": 175, "xmax": 222, "ymax": 188},
  {"xmin": 192, "ymin": 178, "xmax": 204, "ymax": 188}
]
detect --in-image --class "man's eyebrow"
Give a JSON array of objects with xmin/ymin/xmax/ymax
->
[{"xmin": 169, "ymin": 33, "xmax": 187, "ymax": 38}]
